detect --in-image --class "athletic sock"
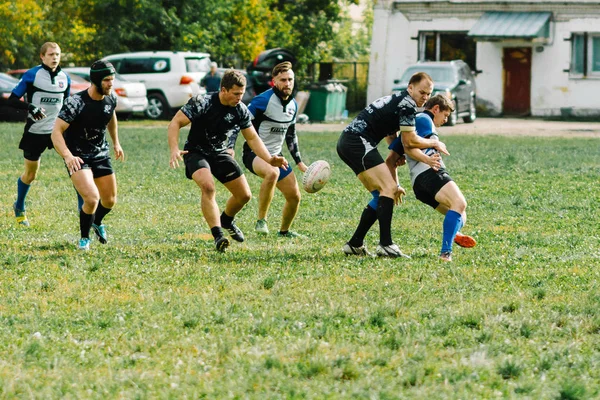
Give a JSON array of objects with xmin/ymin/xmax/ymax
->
[
  {"xmin": 79, "ymin": 209, "xmax": 95, "ymax": 239},
  {"xmin": 349, "ymin": 204, "xmax": 378, "ymax": 247},
  {"xmin": 16, "ymin": 177, "xmax": 31, "ymax": 211},
  {"xmin": 367, "ymin": 190, "xmax": 380, "ymax": 210},
  {"xmin": 94, "ymin": 202, "xmax": 112, "ymax": 225},
  {"xmin": 442, "ymin": 210, "xmax": 462, "ymax": 254},
  {"xmin": 220, "ymin": 211, "xmax": 234, "ymax": 227},
  {"xmin": 376, "ymin": 196, "xmax": 394, "ymax": 246},
  {"xmin": 76, "ymin": 191, "xmax": 84, "ymax": 211},
  {"xmin": 211, "ymin": 226, "xmax": 224, "ymax": 240}
]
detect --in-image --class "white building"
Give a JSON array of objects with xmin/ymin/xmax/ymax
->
[{"xmin": 368, "ymin": 0, "xmax": 600, "ymax": 117}]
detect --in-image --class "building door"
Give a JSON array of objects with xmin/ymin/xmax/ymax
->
[{"xmin": 503, "ymin": 47, "xmax": 531, "ymax": 115}]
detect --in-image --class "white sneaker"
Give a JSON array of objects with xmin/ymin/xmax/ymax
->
[
  {"xmin": 376, "ymin": 243, "xmax": 411, "ymax": 258},
  {"xmin": 342, "ymin": 242, "xmax": 374, "ymax": 257}
]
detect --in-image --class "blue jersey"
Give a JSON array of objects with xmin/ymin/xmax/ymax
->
[
  {"xmin": 405, "ymin": 111, "xmax": 446, "ymax": 184},
  {"xmin": 11, "ymin": 64, "xmax": 71, "ymax": 135}
]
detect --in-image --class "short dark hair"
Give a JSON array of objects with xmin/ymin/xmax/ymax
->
[
  {"xmin": 272, "ymin": 61, "xmax": 293, "ymax": 78},
  {"xmin": 408, "ymin": 72, "xmax": 433, "ymax": 86},
  {"xmin": 221, "ymin": 70, "xmax": 246, "ymax": 90},
  {"xmin": 424, "ymin": 93, "xmax": 455, "ymax": 112}
]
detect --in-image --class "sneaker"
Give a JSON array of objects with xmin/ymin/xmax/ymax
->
[
  {"xmin": 78, "ymin": 237, "xmax": 91, "ymax": 251},
  {"xmin": 454, "ymin": 233, "xmax": 476, "ymax": 248},
  {"xmin": 440, "ymin": 251, "xmax": 452, "ymax": 262},
  {"xmin": 91, "ymin": 223, "xmax": 108, "ymax": 244},
  {"xmin": 342, "ymin": 242, "xmax": 374, "ymax": 257},
  {"xmin": 215, "ymin": 236, "xmax": 230, "ymax": 252},
  {"xmin": 277, "ymin": 230, "xmax": 305, "ymax": 238},
  {"xmin": 13, "ymin": 203, "xmax": 30, "ymax": 227},
  {"xmin": 376, "ymin": 243, "xmax": 411, "ymax": 258},
  {"xmin": 223, "ymin": 220, "xmax": 245, "ymax": 242},
  {"xmin": 255, "ymin": 219, "xmax": 269, "ymax": 234}
]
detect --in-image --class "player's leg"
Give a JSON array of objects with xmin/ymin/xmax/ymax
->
[
  {"xmin": 215, "ymin": 153, "xmax": 249, "ymax": 243},
  {"xmin": 435, "ymin": 182, "xmax": 475, "ymax": 250},
  {"xmin": 92, "ymin": 163, "xmax": 117, "ymax": 244},
  {"xmin": 14, "ymin": 158, "xmax": 40, "ymax": 226},
  {"xmin": 275, "ymin": 168, "xmax": 302, "ymax": 237},
  {"xmin": 434, "ymin": 180, "xmax": 470, "ymax": 260},
  {"xmin": 251, "ymin": 155, "xmax": 280, "ymax": 234},
  {"xmin": 71, "ymin": 168, "xmax": 99, "ymax": 250}
]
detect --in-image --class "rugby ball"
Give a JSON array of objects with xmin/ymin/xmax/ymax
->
[{"xmin": 302, "ymin": 160, "xmax": 331, "ymax": 193}]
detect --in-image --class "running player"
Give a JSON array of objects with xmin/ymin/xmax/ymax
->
[
  {"xmin": 228, "ymin": 61, "xmax": 307, "ymax": 238},
  {"xmin": 168, "ymin": 69, "xmax": 287, "ymax": 252},
  {"xmin": 337, "ymin": 72, "xmax": 449, "ymax": 258},
  {"xmin": 386, "ymin": 94, "xmax": 476, "ymax": 261},
  {"xmin": 51, "ymin": 60, "xmax": 125, "ymax": 251},
  {"xmin": 9, "ymin": 42, "xmax": 71, "ymax": 226}
]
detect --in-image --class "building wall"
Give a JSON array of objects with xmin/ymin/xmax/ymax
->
[{"xmin": 368, "ymin": 1, "xmax": 600, "ymax": 116}]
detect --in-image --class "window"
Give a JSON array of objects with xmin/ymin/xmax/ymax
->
[
  {"xmin": 418, "ymin": 32, "xmax": 477, "ymax": 72},
  {"xmin": 570, "ymin": 33, "xmax": 600, "ymax": 77},
  {"xmin": 119, "ymin": 58, "xmax": 171, "ymax": 74}
]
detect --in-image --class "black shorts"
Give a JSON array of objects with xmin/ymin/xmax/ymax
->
[
  {"xmin": 242, "ymin": 146, "xmax": 293, "ymax": 182},
  {"xmin": 66, "ymin": 157, "xmax": 114, "ymax": 178},
  {"xmin": 336, "ymin": 131, "xmax": 383, "ymax": 175},
  {"xmin": 184, "ymin": 151, "xmax": 243, "ymax": 183},
  {"xmin": 413, "ymin": 168, "xmax": 453, "ymax": 209},
  {"xmin": 19, "ymin": 132, "xmax": 53, "ymax": 161}
]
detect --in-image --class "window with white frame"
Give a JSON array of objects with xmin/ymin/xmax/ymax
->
[
  {"xmin": 570, "ymin": 33, "xmax": 600, "ymax": 77},
  {"xmin": 417, "ymin": 32, "xmax": 477, "ymax": 72}
]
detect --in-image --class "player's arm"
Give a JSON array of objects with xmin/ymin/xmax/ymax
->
[
  {"xmin": 107, "ymin": 112, "xmax": 124, "ymax": 161},
  {"xmin": 401, "ymin": 127, "xmax": 449, "ymax": 155},
  {"xmin": 285, "ymin": 124, "xmax": 307, "ymax": 172},
  {"xmin": 51, "ymin": 118, "xmax": 84, "ymax": 175},
  {"xmin": 242, "ymin": 125, "xmax": 288, "ymax": 168},
  {"xmin": 10, "ymin": 70, "xmax": 47, "ymax": 120},
  {"xmin": 167, "ymin": 110, "xmax": 191, "ymax": 168},
  {"xmin": 404, "ymin": 146, "xmax": 442, "ymax": 170},
  {"xmin": 1, "ymin": 94, "xmax": 28, "ymax": 110}
]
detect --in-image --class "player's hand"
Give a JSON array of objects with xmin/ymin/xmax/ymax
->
[
  {"xmin": 395, "ymin": 155, "xmax": 406, "ymax": 167},
  {"xmin": 426, "ymin": 153, "xmax": 442, "ymax": 171},
  {"xmin": 269, "ymin": 155, "xmax": 288, "ymax": 169},
  {"xmin": 394, "ymin": 185, "xmax": 407, "ymax": 206},
  {"xmin": 113, "ymin": 144, "xmax": 125, "ymax": 161},
  {"xmin": 64, "ymin": 154, "xmax": 84, "ymax": 175},
  {"xmin": 170, "ymin": 149, "xmax": 188, "ymax": 169},
  {"xmin": 433, "ymin": 140, "xmax": 449, "ymax": 155},
  {"xmin": 298, "ymin": 161, "xmax": 308, "ymax": 173},
  {"xmin": 28, "ymin": 104, "xmax": 46, "ymax": 120}
]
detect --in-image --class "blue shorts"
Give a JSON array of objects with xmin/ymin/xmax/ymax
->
[{"xmin": 242, "ymin": 146, "xmax": 293, "ymax": 181}]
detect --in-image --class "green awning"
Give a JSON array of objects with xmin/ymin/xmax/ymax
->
[{"xmin": 468, "ymin": 12, "xmax": 552, "ymax": 41}]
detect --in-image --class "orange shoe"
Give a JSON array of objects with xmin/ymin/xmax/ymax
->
[{"xmin": 454, "ymin": 233, "xmax": 476, "ymax": 248}]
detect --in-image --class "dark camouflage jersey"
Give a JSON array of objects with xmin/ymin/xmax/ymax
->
[
  {"xmin": 343, "ymin": 90, "xmax": 417, "ymax": 145},
  {"xmin": 181, "ymin": 92, "xmax": 252, "ymax": 155},
  {"xmin": 58, "ymin": 89, "xmax": 117, "ymax": 160}
]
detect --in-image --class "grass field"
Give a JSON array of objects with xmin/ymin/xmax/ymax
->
[{"xmin": 1, "ymin": 120, "xmax": 599, "ymax": 398}]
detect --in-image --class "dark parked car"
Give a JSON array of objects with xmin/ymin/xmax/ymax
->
[
  {"xmin": 246, "ymin": 48, "xmax": 296, "ymax": 94},
  {"xmin": 0, "ymin": 72, "xmax": 27, "ymax": 122},
  {"xmin": 392, "ymin": 60, "xmax": 476, "ymax": 126}
]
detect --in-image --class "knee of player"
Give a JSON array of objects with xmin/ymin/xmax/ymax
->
[
  {"xmin": 453, "ymin": 197, "xmax": 467, "ymax": 213},
  {"xmin": 264, "ymin": 168, "xmax": 280, "ymax": 183},
  {"xmin": 238, "ymin": 191, "xmax": 252, "ymax": 205},
  {"xmin": 103, "ymin": 195, "xmax": 117, "ymax": 208},
  {"xmin": 22, "ymin": 171, "xmax": 37, "ymax": 183},
  {"xmin": 82, "ymin": 193, "xmax": 100, "ymax": 207},
  {"xmin": 199, "ymin": 182, "xmax": 217, "ymax": 197}
]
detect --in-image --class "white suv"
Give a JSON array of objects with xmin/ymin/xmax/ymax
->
[{"xmin": 103, "ymin": 51, "xmax": 212, "ymax": 119}]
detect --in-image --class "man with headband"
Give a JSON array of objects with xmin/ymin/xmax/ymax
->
[{"xmin": 51, "ymin": 60, "xmax": 125, "ymax": 251}]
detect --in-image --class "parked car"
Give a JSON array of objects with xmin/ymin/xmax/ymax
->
[
  {"xmin": 246, "ymin": 48, "xmax": 296, "ymax": 94},
  {"xmin": 392, "ymin": 60, "xmax": 476, "ymax": 126},
  {"xmin": 103, "ymin": 51, "xmax": 212, "ymax": 119},
  {"xmin": 6, "ymin": 68, "xmax": 90, "ymax": 95},
  {"xmin": 0, "ymin": 72, "xmax": 26, "ymax": 121},
  {"xmin": 63, "ymin": 67, "xmax": 148, "ymax": 119},
  {"xmin": 216, "ymin": 68, "xmax": 256, "ymax": 105}
]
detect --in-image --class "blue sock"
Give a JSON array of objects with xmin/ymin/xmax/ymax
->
[
  {"xmin": 77, "ymin": 191, "xmax": 84, "ymax": 211},
  {"xmin": 442, "ymin": 210, "xmax": 462, "ymax": 254},
  {"xmin": 16, "ymin": 178, "xmax": 30, "ymax": 211},
  {"xmin": 368, "ymin": 190, "xmax": 379, "ymax": 210}
]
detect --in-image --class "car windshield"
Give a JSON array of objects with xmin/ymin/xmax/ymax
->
[
  {"xmin": 399, "ymin": 66, "xmax": 456, "ymax": 85},
  {"xmin": 185, "ymin": 57, "xmax": 211, "ymax": 73}
]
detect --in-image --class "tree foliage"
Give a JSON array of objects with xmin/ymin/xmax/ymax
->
[{"xmin": 0, "ymin": 0, "xmax": 371, "ymax": 71}]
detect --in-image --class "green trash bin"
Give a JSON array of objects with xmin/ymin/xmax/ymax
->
[{"xmin": 304, "ymin": 83, "xmax": 336, "ymax": 122}]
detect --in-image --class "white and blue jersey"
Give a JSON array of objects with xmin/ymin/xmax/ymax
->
[
  {"xmin": 229, "ymin": 88, "xmax": 302, "ymax": 164},
  {"xmin": 405, "ymin": 110, "xmax": 445, "ymax": 184},
  {"xmin": 11, "ymin": 64, "xmax": 71, "ymax": 135}
]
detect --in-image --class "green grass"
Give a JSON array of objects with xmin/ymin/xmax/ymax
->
[{"xmin": 1, "ymin": 120, "xmax": 599, "ymax": 398}]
